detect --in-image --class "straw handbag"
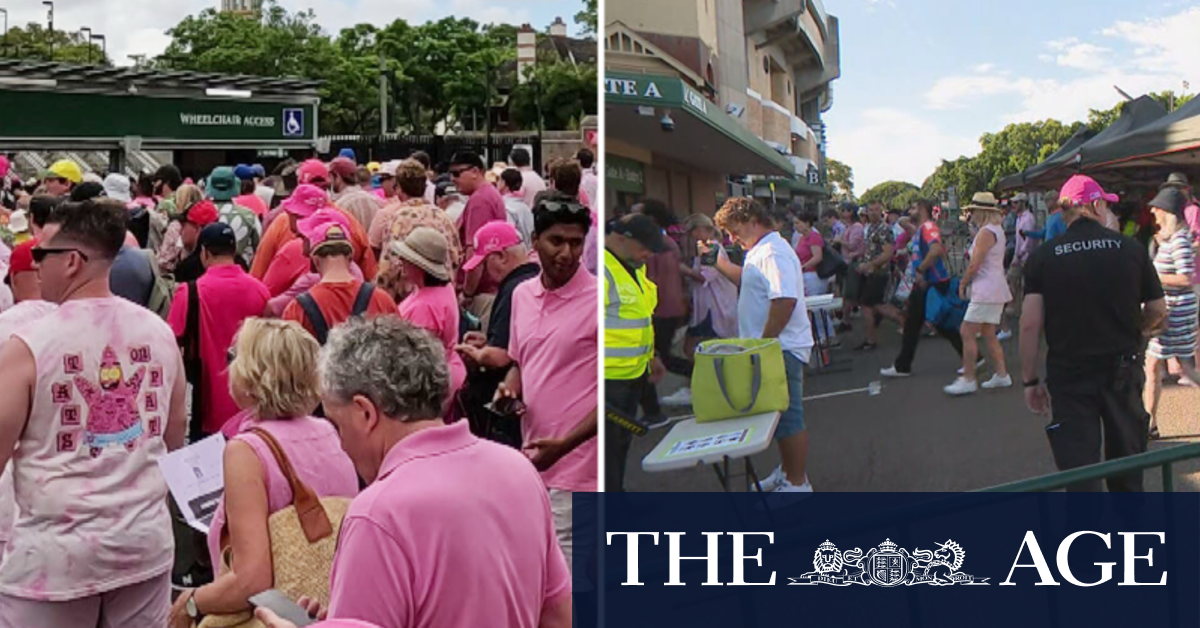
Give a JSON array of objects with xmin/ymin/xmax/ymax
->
[{"xmin": 198, "ymin": 428, "xmax": 351, "ymax": 628}]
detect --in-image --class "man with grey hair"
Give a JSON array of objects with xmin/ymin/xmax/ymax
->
[{"xmin": 314, "ymin": 317, "xmax": 571, "ymax": 627}]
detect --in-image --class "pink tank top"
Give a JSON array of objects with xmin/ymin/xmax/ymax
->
[
  {"xmin": 0, "ymin": 301, "xmax": 58, "ymax": 548},
  {"xmin": 206, "ymin": 417, "xmax": 360, "ymax": 569},
  {"xmin": 968, "ymin": 223, "xmax": 1013, "ymax": 305},
  {"xmin": 3, "ymin": 297, "xmax": 181, "ymax": 601}
]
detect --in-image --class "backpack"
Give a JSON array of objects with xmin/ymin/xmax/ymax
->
[
  {"xmin": 142, "ymin": 249, "xmax": 176, "ymax": 320},
  {"xmin": 815, "ymin": 245, "xmax": 847, "ymax": 280},
  {"xmin": 296, "ymin": 282, "xmax": 376, "ymax": 345}
]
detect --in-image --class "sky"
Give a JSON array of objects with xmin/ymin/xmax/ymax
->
[
  {"xmin": 3, "ymin": 0, "xmax": 586, "ymax": 66},
  {"xmin": 822, "ymin": 0, "xmax": 1200, "ymax": 192}
]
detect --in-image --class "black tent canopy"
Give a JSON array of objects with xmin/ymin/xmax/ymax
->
[
  {"xmin": 997, "ymin": 95, "xmax": 1169, "ymax": 191},
  {"xmin": 997, "ymin": 126, "xmax": 1094, "ymax": 190},
  {"xmin": 1083, "ymin": 95, "xmax": 1200, "ymax": 170}
]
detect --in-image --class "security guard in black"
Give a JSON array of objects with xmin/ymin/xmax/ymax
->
[{"xmin": 1022, "ymin": 216, "xmax": 1164, "ymax": 492}]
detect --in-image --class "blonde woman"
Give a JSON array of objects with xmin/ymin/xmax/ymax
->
[
  {"xmin": 945, "ymin": 193, "xmax": 1013, "ymax": 396},
  {"xmin": 169, "ymin": 319, "xmax": 359, "ymax": 628},
  {"xmin": 1143, "ymin": 188, "xmax": 1200, "ymax": 439},
  {"xmin": 157, "ymin": 183, "xmax": 205, "ymax": 273}
]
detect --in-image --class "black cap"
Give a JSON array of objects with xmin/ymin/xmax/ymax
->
[
  {"xmin": 612, "ymin": 214, "xmax": 666, "ymax": 253},
  {"xmin": 1149, "ymin": 187, "xmax": 1188, "ymax": 218},
  {"xmin": 449, "ymin": 151, "xmax": 485, "ymax": 170},
  {"xmin": 198, "ymin": 222, "xmax": 237, "ymax": 251},
  {"xmin": 69, "ymin": 181, "xmax": 105, "ymax": 202},
  {"xmin": 434, "ymin": 180, "xmax": 459, "ymax": 199}
]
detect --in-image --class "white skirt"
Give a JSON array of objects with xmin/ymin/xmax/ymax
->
[{"xmin": 964, "ymin": 302, "xmax": 1005, "ymax": 325}]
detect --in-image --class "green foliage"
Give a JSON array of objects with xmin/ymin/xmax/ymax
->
[
  {"xmin": 509, "ymin": 57, "xmax": 598, "ymax": 131},
  {"xmin": 859, "ymin": 180, "xmax": 920, "ymax": 211},
  {"xmin": 575, "ymin": 0, "xmax": 598, "ymax": 36},
  {"xmin": 826, "ymin": 158, "xmax": 854, "ymax": 201},
  {"xmin": 921, "ymin": 119, "xmax": 1084, "ymax": 202},
  {"xmin": 0, "ymin": 23, "xmax": 107, "ymax": 64}
]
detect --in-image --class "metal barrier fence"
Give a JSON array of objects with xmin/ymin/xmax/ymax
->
[{"xmin": 976, "ymin": 442, "xmax": 1200, "ymax": 492}]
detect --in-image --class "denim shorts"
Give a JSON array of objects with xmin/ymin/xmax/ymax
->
[{"xmin": 776, "ymin": 351, "xmax": 806, "ymax": 439}]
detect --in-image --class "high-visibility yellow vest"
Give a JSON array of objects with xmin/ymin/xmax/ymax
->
[{"xmin": 604, "ymin": 249, "xmax": 658, "ymax": 381}]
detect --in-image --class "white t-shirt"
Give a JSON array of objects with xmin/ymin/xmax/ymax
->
[
  {"xmin": 738, "ymin": 231, "xmax": 814, "ymax": 363},
  {"xmin": 503, "ymin": 195, "xmax": 535, "ymax": 249}
]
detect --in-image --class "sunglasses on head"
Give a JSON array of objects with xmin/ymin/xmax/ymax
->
[
  {"xmin": 537, "ymin": 201, "xmax": 587, "ymax": 215},
  {"xmin": 32, "ymin": 247, "xmax": 89, "ymax": 263}
]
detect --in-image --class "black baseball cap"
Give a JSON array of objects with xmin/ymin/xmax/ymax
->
[
  {"xmin": 198, "ymin": 222, "xmax": 237, "ymax": 251},
  {"xmin": 612, "ymin": 214, "xmax": 666, "ymax": 253},
  {"xmin": 449, "ymin": 152, "xmax": 485, "ymax": 171}
]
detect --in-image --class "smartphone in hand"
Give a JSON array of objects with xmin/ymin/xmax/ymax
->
[{"xmin": 248, "ymin": 590, "xmax": 316, "ymax": 627}]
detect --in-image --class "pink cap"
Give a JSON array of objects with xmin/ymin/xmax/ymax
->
[
  {"xmin": 1059, "ymin": 174, "xmax": 1119, "ymax": 205},
  {"xmin": 298, "ymin": 207, "xmax": 352, "ymax": 243},
  {"xmin": 0, "ymin": 155, "xmax": 9, "ymax": 178},
  {"xmin": 312, "ymin": 620, "xmax": 383, "ymax": 628},
  {"xmin": 462, "ymin": 220, "xmax": 522, "ymax": 272},
  {"xmin": 282, "ymin": 184, "xmax": 329, "ymax": 218},
  {"xmin": 297, "ymin": 159, "xmax": 329, "ymax": 186}
]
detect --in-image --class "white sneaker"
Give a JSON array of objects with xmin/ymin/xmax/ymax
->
[
  {"xmin": 660, "ymin": 388, "xmax": 693, "ymax": 406},
  {"xmin": 981, "ymin": 373, "xmax": 1013, "ymax": 389},
  {"xmin": 997, "ymin": 330, "xmax": 1013, "ymax": 341},
  {"xmin": 773, "ymin": 476, "xmax": 814, "ymax": 493},
  {"xmin": 756, "ymin": 465, "xmax": 785, "ymax": 492},
  {"xmin": 944, "ymin": 377, "xmax": 978, "ymax": 396},
  {"xmin": 956, "ymin": 358, "xmax": 986, "ymax": 376},
  {"xmin": 880, "ymin": 366, "xmax": 911, "ymax": 378}
]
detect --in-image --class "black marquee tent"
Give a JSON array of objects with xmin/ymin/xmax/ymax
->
[
  {"xmin": 996, "ymin": 126, "xmax": 1094, "ymax": 190},
  {"xmin": 1082, "ymin": 95, "xmax": 1200, "ymax": 171},
  {"xmin": 998, "ymin": 95, "xmax": 1169, "ymax": 191}
]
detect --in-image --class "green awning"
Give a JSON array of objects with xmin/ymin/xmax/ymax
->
[{"xmin": 605, "ymin": 72, "xmax": 794, "ymax": 178}]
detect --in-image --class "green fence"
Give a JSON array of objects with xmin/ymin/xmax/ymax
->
[{"xmin": 977, "ymin": 442, "xmax": 1200, "ymax": 492}]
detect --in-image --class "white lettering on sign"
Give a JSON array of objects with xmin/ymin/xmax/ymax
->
[
  {"xmin": 179, "ymin": 113, "xmax": 276, "ymax": 128},
  {"xmin": 684, "ymin": 89, "xmax": 708, "ymax": 114},
  {"xmin": 605, "ymin": 78, "xmax": 663, "ymax": 99}
]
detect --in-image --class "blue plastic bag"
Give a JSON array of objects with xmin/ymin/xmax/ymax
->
[{"xmin": 926, "ymin": 277, "xmax": 967, "ymax": 331}]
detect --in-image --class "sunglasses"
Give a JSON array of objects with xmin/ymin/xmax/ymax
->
[
  {"xmin": 537, "ymin": 201, "xmax": 588, "ymax": 215},
  {"xmin": 32, "ymin": 247, "xmax": 89, "ymax": 263},
  {"xmin": 449, "ymin": 167, "xmax": 474, "ymax": 178}
]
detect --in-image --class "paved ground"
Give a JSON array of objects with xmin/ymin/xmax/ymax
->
[{"xmin": 620, "ymin": 319, "xmax": 1200, "ymax": 492}]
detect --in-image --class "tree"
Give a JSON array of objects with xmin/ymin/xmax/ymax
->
[
  {"xmin": 826, "ymin": 158, "xmax": 854, "ymax": 201},
  {"xmin": 509, "ymin": 57, "xmax": 598, "ymax": 131},
  {"xmin": 575, "ymin": 0, "xmax": 598, "ymax": 36},
  {"xmin": 859, "ymin": 180, "xmax": 920, "ymax": 211},
  {"xmin": 0, "ymin": 23, "xmax": 107, "ymax": 64}
]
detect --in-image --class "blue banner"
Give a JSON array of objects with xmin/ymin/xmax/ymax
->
[{"xmin": 572, "ymin": 493, "xmax": 1199, "ymax": 628}]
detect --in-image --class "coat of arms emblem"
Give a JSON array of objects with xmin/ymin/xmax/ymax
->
[{"xmin": 791, "ymin": 538, "xmax": 989, "ymax": 586}]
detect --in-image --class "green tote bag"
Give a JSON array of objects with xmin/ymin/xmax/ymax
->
[{"xmin": 691, "ymin": 338, "xmax": 790, "ymax": 423}]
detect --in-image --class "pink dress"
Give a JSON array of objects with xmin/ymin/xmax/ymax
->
[
  {"xmin": 206, "ymin": 417, "xmax": 359, "ymax": 569},
  {"xmin": 967, "ymin": 223, "xmax": 1013, "ymax": 304},
  {"xmin": 5, "ymin": 298, "xmax": 181, "ymax": 601}
]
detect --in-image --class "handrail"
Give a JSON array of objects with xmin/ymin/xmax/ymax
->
[{"xmin": 976, "ymin": 442, "xmax": 1200, "ymax": 492}]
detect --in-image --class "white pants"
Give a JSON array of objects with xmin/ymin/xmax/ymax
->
[{"xmin": 548, "ymin": 488, "xmax": 573, "ymax": 574}]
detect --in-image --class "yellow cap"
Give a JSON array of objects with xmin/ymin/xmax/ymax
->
[
  {"xmin": 44, "ymin": 159, "xmax": 83, "ymax": 184},
  {"xmin": 366, "ymin": 161, "xmax": 381, "ymax": 173}
]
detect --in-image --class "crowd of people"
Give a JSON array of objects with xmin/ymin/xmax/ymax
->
[
  {"xmin": 0, "ymin": 145, "xmax": 599, "ymax": 626},
  {"xmin": 605, "ymin": 169, "xmax": 1199, "ymax": 495}
]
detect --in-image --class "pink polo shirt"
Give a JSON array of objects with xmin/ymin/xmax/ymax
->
[
  {"xmin": 397, "ymin": 284, "xmax": 466, "ymax": 401},
  {"xmin": 509, "ymin": 265, "xmax": 598, "ymax": 491},
  {"xmin": 326, "ymin": 421, "xmax": 569, "ymax": 627},
  {"xmin": 167, "ymin": 264, "xmax": 271, "ymax": 434}
]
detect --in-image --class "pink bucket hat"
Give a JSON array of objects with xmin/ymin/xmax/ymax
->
[
  {"xmin": 463, "ymin": 220, "xmax": 522, "ymax": 272},
  {"xmin": 1059, "ymin": 174, "xmax": 1119, "ymax": 205},
  {"xmin": 282, "ymin": 184, "xmax": 330, "ymax": 218}
]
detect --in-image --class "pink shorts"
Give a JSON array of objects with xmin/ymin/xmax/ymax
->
[{"xmin": 0, "ymin": 571, "xmax": 169, "ymax": 628}]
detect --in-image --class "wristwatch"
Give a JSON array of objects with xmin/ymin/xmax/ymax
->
[{"xmin": 186, "ymin": 590, "xmax": 203, "ymax": 621}]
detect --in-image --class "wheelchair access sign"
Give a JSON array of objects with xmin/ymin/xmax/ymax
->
[{"xmin": 283, "ymin": 108, "xmax": 305, "ymax": 137}]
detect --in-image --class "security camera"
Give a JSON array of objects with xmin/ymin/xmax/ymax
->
[{"xmin": 661, "ymin": 112, "xmax": 675, "ymax": 132}]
